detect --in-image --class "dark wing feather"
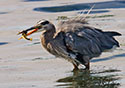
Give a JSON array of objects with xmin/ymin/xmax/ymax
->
[
  {"xmin": 63, "ymin": 26, "xmax": 120, "ymax": 64},
  {"xmin": 76, "ymin": 26, "xmax": 121, "ymax": 49},
  {"xmin": 55, "ymin": 20, "xmax": 121, "ymax": 65},
  {"xmin": 104, "ymin": 31, "xmax": 121, "ymax": 37},
  {"xmin": 65, "ymin": 29, "xmax": 102, "ymax": 58}
]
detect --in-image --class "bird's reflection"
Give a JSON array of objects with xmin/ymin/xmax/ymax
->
[{"xmin": 56, "ymin": 68, "xmax": 121, "ymax": 88}]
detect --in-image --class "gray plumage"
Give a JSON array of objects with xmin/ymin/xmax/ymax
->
[
  {"xmin": 20, "ymin": 18, "xmax": 121, "ymax": 70},
  {"xmin": 40, "ymin": 19, "xmax": 121, "ymax": 70}
]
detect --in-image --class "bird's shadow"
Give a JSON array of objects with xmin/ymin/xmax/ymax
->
[
  {"xmin": 33, "ymin": 0, "xmax": 125, "ymax": 13},
  {"xmin": 91, "ymin": 53, "xmax": 125, "ymax": 63},
  {"xmin": 56, "ymin": 68, "xmax": 121, "ymax": 88}
]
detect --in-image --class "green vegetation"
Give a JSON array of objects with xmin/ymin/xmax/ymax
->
[
  {"xmin": 56, "ymin": 16, "xmax": 69, "ymax": 20},
  {"xmin": 120, "ymin": 43, "xmax": 125, "ymax": 46},
  {"xmin": 56, "ymin": 15, "xmax": 114, "ymax": 21},
  {"xmin": 86, "ymin": 15, "xmax": 114, "ymax": 18}
]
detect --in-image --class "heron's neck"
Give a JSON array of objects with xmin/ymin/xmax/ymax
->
[{"xmin": 41, "ymin": 26, "xmax": 56, "ymax": 48}]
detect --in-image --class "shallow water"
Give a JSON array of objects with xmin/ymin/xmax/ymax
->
[{"xmin": 56, "ymin": 68, "xmax": 121, "ymax": 88}]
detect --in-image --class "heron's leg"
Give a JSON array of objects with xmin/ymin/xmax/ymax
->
[
  {"xmin": 72, "ymin": 63, "xmax": 79, "ymax": 71},
  {"xmin": 84, "ymin": 62, "xmax": 90, "ymax": 70}
]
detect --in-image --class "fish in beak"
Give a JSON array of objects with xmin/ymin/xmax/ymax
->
[
  {"xmin": 17, "ymin": 25, "xmax": 42, "ymax": 41},
  {"xmin": 18, "ymin": 20, "xmax": 51, "ymax": 41}
]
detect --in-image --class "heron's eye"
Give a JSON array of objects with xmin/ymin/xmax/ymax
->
[{"xmin": 41, "ymin": 21, "xmax": 49, "ymax": 25}]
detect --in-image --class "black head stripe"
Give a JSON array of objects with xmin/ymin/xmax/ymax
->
[{"xmin": 41, "ymin": 21, "xmax": 49, "ymax": 25}]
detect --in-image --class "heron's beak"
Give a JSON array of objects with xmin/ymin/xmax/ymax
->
[{"xmin": 17, "ymin": 25, "xmax": 42, "ymax": 41}]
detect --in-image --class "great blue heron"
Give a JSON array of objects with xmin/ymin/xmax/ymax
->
[{"xmin": 18, "ymin": 18, "xmax": 121, "ymax": 70}]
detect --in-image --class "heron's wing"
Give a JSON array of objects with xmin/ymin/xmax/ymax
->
[
  {"xmin": 64, "ymin": 26, "xmax": 120, "ymax": 59},
  {"xmin": 65, "ymin": 31, "xmax": 101, "ymax": 58},
  {"xmin": 79, "ymin": 26, "xmax": 121, "ymax": 49},
  {"xmin": 56, "ymin": 20, "xmax": 121, "ymax": 64}
]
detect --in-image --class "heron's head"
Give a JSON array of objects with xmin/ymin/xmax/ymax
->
[
  {"xmin": 35, "ymin": 20, "xmax": 55, "ymax": 32},
  {"xmin": 18, "ymin": 20, "xmax": 55, "ymax": 41},
  {"xmin": 28, "ymin": 20, "xmax": 55, "ymax": 32}
]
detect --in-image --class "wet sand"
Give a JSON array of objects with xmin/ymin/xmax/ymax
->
[{"xmin": 0, "ymin": 0, "xmax": 125, "ymax": 88}]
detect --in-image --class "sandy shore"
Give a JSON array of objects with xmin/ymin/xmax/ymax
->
[{"xmin": 0, "ymin": 0, "xmax": 125, "ymax": 88}]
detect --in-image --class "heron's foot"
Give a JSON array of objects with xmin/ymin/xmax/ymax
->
[
  {"xmin": 76, "ymin": 62, "xmax": 90, "ymax": 72},
  {"xmin": 72, "ymin": 68, "xmax": 89, "ymax": 75},
  {"xmin": 72, "ymin": 63, "xmax": 79, "ymax": 72},
  {"xmin": 72, "ymin": 67, "xmax": 79, "ymax": 72}
]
